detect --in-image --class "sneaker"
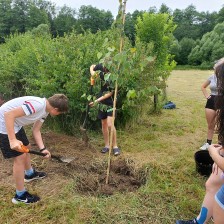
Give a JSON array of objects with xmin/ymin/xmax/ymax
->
[
  {"xmin": 113, "ymin": 147, "xmax": 121, "ymax": 156},
  {"xmin": 24, "ymin": 170, "xmax": 46, "ymax": 183},
  {"xmin": 200, "ymin": 143, "xmax": 209, "ymax": 150},
  {"xmin": 101, "ymin": 147, "xmax": 109, "ymax": 153},
  {"xmin": 12, "ymin": 191, "xmax": 40, "ymax": 204},
  {"xmin": 176, "ymin": 219, "xmax": 198, "ymax": 224}
]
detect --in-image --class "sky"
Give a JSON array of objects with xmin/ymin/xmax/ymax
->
[{"xmin": 50, "ymin": 0, "xmax": 224, "ymax": 17}]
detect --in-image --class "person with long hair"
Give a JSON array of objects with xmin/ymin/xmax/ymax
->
[
  {"xmin": 199, "ymin": 59, "xmax": 224, "ymax": 150},
  {"xmin": 176, "ymin": 58, "xmax": 224, "ymax": 224}
]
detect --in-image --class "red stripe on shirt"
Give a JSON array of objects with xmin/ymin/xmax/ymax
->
[{"xmin": 25, "ymin": 101, "xmax": 36, "ymax": 114}]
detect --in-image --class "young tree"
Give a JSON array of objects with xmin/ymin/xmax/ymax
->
[
  {"xmin": 54, "ymin": 6, "xmax": 76, "ymax": 36},
  {"xmin": 136, "ymin": 12, "xmax": 176, "ymax": 72},
  {"xmin": 178, "ymin": 38, "xmax": 196, "ymax": 65}
]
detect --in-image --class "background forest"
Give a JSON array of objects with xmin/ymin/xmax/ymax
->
[
  {"xmin": 1, "ymin": 0, "xmax": 224, "ymax": 66},
  {"xmin": 0, "ymin": 0, "xmax": 224, "ymax": 133},
  {"xmin": 0, "ymin": 2, "xmax": 224, "ymax": 223}
]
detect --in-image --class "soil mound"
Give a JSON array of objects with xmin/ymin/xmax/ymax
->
[{"xmin": 0, "ymin": 131, "xmax": 149, "ymax": 197}]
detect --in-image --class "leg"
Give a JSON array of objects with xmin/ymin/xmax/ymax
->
[
  {"xmin": 24, "ymin": 144, "xmax": 32, "ymax": 170},
  {"xmin": 213, "ymin": 196, "xmax": 224, "ymax": 224},
  {"xmin": 196, "ymin": 165, "xmax": 224, "ymax": 223},
  {"xmin": 101, "ymin": 118, "xmax": 109, "ymax": 147},
  {"xmin": 13, "ymin": 153, "xmax": 27, "ymax": 191},
  {"xmin": 176, "ymin": 166, "xmax": 224, "ymax": 224},
  {"xmin": 106, "ymin": 116, "xmax": 117, "ymax": 148},
  {"xmin": 205, "ymin": 108, "xmax": 216, "ymax": 141}
]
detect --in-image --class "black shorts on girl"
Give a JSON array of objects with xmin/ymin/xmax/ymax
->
[
  {"xmin": 0, "ymin": 127, "xmax": 29, "ymax": 159},
  {"xmin": 98, "ymin": 107, "xmax": 116, "ymax": 120},
  {"xmin": 205, "ymin": 95, "xmax": 216, "ymax": 110}
]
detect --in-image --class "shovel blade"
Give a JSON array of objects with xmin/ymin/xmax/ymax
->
[{"xmin": 59, "ymin": 157, "xmax": 76, "ymax": 163}]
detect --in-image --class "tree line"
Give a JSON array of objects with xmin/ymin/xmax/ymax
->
[
  {"xmin": 0, "ymin": 0, "xmax": 224, "ymax": 67},
  {"xmin": 0, "ymin": 2, "xmax": 177, "ymax": 132}
]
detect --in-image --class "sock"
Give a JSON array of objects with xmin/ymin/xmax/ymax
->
[
  {"xmin": 16, "ymin": 189, "xmax": 26, "ymax": 197},
  {"xmin": 207, "ymin": 139, "xmax": 212, "ymax": 145},
  {"xmin": 196, "ymin": 207, "xmax": 208, "ymax": 224},
  {"xmin": 25, "ymin": 168, "xmax": 34, "ymax": 177}
]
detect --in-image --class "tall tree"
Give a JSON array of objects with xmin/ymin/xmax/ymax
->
[
  {"xmin": 124, "ymin": 10, "xmax": 143, "ymax": 45},
  {"xmin": 217, "ymin": 6, "xmax": 224, "ymax": 23},
  {"xmin": 188, "ymin": 22, "xmax": 224, "ymax": 67},
  {"xmin": 136, "ymin": 13, "xmax": 176, "ymax": 71},
  {"xmin": 75, "ymin": 5, "xmax": 113, "ymax": 33},
  {"xmin": 173, "ymin": 5, "xmax": 217, "ymax": 41},
  {"xmin": 26, "ymin": 1, "xmax": 50, "ymax": 30},
  {"xmin": 54, "ymin": 6, "xmax": 76, "ymax": 36},
  {"xmin": 11, "ymin": 0, "xmax": 29, "ymax": 33},
  {"xmin": 159, "ymin": 3, "xmax": 172, "ymax": 14},
  {"xmin": 0, "ymin": 0, "xmax": 12, "ymax": 36}
]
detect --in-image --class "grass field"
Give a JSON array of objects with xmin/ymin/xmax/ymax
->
[{"xmin": 0, "ymin": 70, "xmax": 215, "ymax": 223}]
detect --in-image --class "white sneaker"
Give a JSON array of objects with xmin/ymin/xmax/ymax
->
[{"xmin": 200, "ymin": 143, "xmax": 209, "ymax": 150}]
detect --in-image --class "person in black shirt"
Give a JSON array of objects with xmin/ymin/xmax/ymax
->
[{"xmin": 89, "ymin": 64, "xmax": 121, "ymax": 156}]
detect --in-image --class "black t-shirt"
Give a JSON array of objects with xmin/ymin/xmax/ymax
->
[{"xmin": 93, "ymin": 64, "xmax": 113, "ymax": 106}]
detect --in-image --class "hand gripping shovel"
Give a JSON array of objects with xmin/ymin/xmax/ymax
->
[{"xmin": 20, "ymin": 145, "xmax": 75, "ymax": 163}]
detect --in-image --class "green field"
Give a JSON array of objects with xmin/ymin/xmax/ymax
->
[{"xmin": 0, "ymin": 70, "xmax": 215, "ymax": 223}]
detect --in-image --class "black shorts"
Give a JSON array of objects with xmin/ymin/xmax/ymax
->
[
  {"xmin": 0, "ymin": 127, "xmax": 29, "ymax": 159},
  {"xmin": 205, "ymin": 95, "xmax": 216, "ymax": 110},
  {"xmin": 98, "ymin": 106, "xmax": 116, "ymax": 120}
]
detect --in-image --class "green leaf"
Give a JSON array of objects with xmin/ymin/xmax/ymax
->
[
  {"xmin": 127, "ymin": 90, "xmax": 137, "ymax": 99},
  {"xmin": 97, "ymin": 52, "xmax": 103, "ymax": 60}
]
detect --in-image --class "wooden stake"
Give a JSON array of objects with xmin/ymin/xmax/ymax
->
[{"xmin": 106, "ymin": 0, "xmax": 127, "ymax": 185}]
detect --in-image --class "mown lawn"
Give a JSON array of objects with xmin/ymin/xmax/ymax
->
[{"xmin": 0, "ymin": 70, "xmax": 215, "ymax": 223}]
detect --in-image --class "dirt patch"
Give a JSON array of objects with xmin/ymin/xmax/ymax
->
[
  {"xmin": 72, "ymin": 158, "xmax": 148, "ymax": 196},
  {"xmin": 0, "ymin": 130, "xmax": 149, "ymax": 197}
]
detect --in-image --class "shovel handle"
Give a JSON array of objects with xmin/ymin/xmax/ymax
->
[
  {"xmin": 19, "ymin": 145, "xmax": 61, "ymax": 161},
  {"xmin": 29, "ymin": 150, "xmax": 47, "ymax": 157},
  {"xmin": 28, "ymin": 150, "xmax": 61, "ymax": 161}
]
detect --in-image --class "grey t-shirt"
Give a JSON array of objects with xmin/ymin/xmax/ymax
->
[{"xmin": 208, "ymin": 74, "xmax": 217, "ymax": 95}]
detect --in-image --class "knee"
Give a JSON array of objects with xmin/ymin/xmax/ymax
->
[
  {"xmin": 14, "ymin": 153, "xmax": 27, "ymax": 165},
  {"xmin": 107, "ymin": 122, "xmax": 112, "ymax": 129},
  {"xmin": 205, "ymin": 178, "xmax": 219, "ymax": 194}
]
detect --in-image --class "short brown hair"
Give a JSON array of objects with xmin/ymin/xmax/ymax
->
[{"xmin": 48, "ymin": 94, "xmax": 68, "ymax": 113}]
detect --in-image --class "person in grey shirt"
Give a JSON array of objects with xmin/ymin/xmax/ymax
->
[{"xmin": 200, "ymin": 72, "xmax": 218, "ymax": 150}]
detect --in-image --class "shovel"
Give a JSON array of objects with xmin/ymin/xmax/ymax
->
[
  {"xmin": 20, "ymin": 145, "xmax": 75, "ymax": 163},
  {"xmin": 80, "ymin": 76, "xmax": 94, "ymax": 144}
]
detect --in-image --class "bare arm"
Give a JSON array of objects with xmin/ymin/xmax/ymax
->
[
  {"xmin": 90, "ymin": 64, "xmax": 96, "ymax": 76},
  {"xmin": 32, "ymin": 120, "xmax": 51, "ymax": 158},
  {"xmin": 32, "ymin": 120, "xmax": 45, "ymax": 149},
  {"xmin": 208, "ymin": 144, "xmax": 224, "ymax": 171},
  {"xmin": 201, "ymin": 80, "xmax": 211, "ymax": 99},
  {"xmin": 4, "ymin": 107, "xmax": 25, "ymax": 150},
  {"xmin": 89, "ymin": 91, "xmax": 114, "ymax": 107}
]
